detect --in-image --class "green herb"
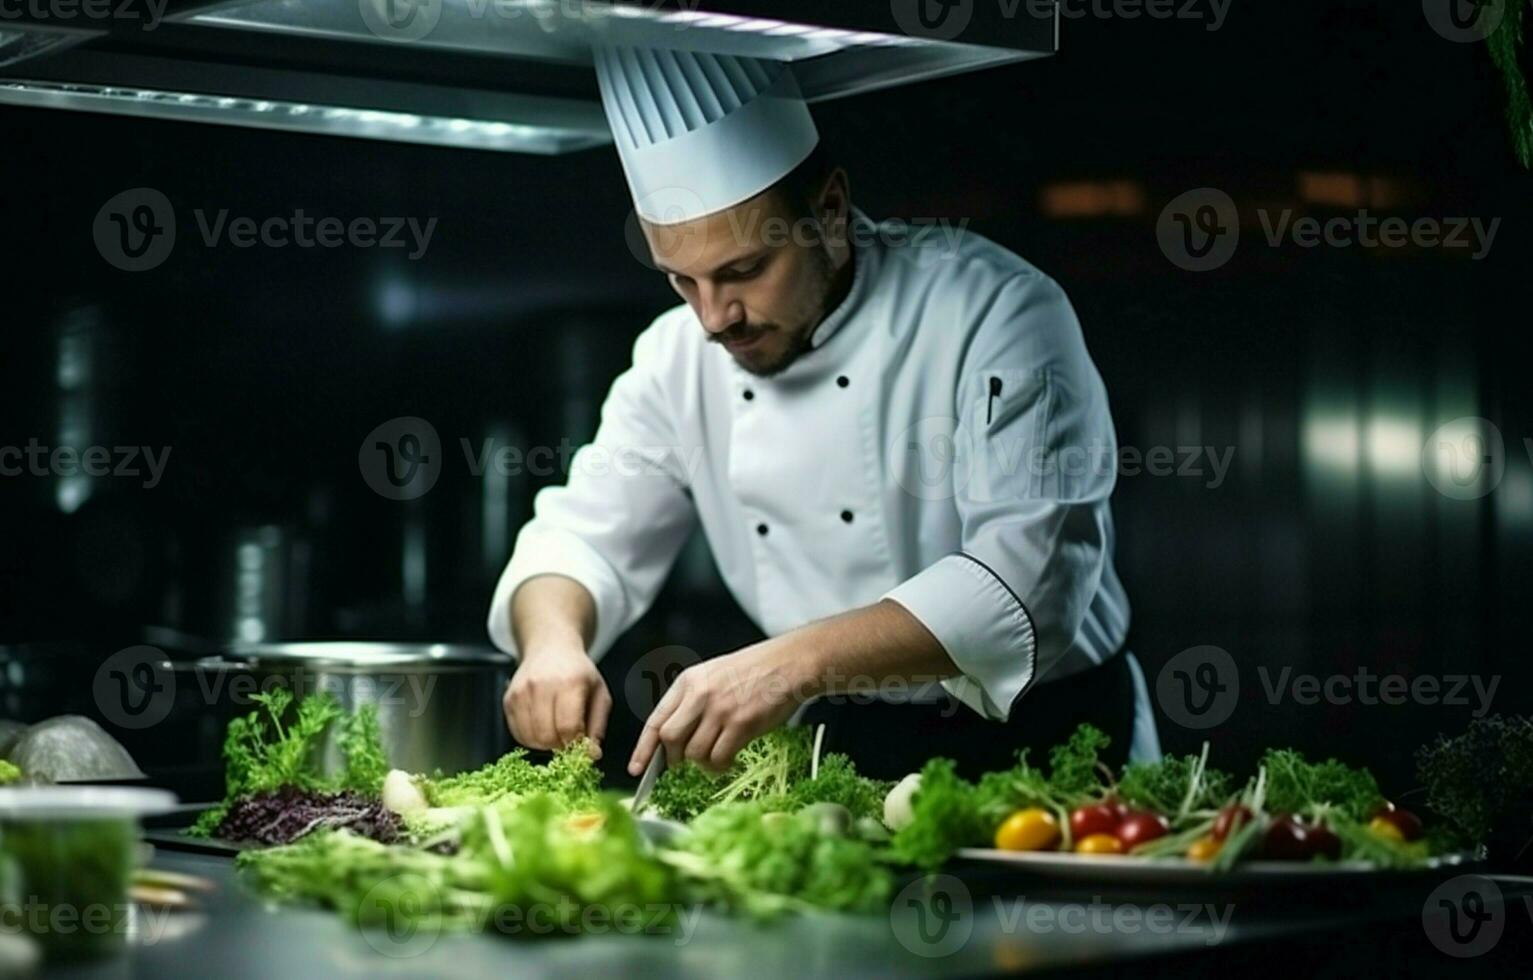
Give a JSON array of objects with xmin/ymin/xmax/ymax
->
[
  {"xmin": 1416, "ymin": 714, "xmax": 1533, "ymax": 856},
  {"xmin": 786, "ymin": 754, "xmax": 890, "ymax": 822},
  {"xmin": 1259, "ymin": 748, "xmax": 1384, "ymax": 822},
  {"xmin": 0, "ymin": 760, "xmax": 21, "ymax": 785},
  {"xmin": 423, "ymin": 740, "xmax": 601, "ymax": 809},
  {"xmin": 337, "ymin": 705, "xmax": 389, "ymax": 795},
  {"xmin": 647, "ymin": 759, "xmax": 720, "ymax": 823},
  {"xmin": 1046, "ymin": 723, "xmax": 1112, "ymax": 805},
  {"xmin": 191, "ymin": 690, "xmax": 391, "ymax": 837},
  {"xmin": 239, "ymin": 793, "xmax": 681, "ymax": 937},
  {"xmin": 1118, "ymin": 751, "xmax": 1233, "ymax": 820},
  {"xmin": 664, "ymin": 802, "xmax": 893, "ymax": 918},
  {"xmin": 648, "ymin": 728, "xmax": 815, "ymax": 822},
  {"xmin": 889, "ymin": 758, "xmax": 984, "ymax": 870}
]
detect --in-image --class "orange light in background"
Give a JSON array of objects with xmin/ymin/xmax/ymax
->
[
  {"xmin": 1297, "ymin": 172, "xmax": 1420, "ymax": 209},
  {"xmin": 1038, "ymin": 180, "xmax": 1147, "ymax": 218}
]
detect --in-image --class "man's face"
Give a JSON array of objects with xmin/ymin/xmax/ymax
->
[{"xmin": 641, "ymin": 185, "xmax": 847, "ymax": 377}]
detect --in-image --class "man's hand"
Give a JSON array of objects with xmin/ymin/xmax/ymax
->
[
  {"xmin": 628, "ymin": 600, "xmax": 958, "ymax": 776},
  {"xmin": 627, "ymin": 643, "xmax": 808, "ymax": 776},
  {"xmin": 504, "ymin": 644, "xmax": 612, "ymax": 758},
  {"xmin": 504, "ymin": 574, "xmax": 608, "ymax": 758}
]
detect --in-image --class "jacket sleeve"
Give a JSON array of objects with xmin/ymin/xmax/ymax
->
[
  {"xmin": 486, "ymin": 322, "xmax": 697, "ymax": 662},
  {"xmin": 882, "ymin": 271, "xmax": 1124, "ymax": 720}
]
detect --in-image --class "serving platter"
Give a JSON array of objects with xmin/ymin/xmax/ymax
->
[{"xmin": 955, "ymin": 847, "xmax": 1479, "ymax": 884}]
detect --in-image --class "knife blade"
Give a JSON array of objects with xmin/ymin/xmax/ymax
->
[{"xmin": 630, "ymin": 744, "xmax": 668, "ymax": 814}]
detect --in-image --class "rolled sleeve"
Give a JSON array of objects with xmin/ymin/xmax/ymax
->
[
  {"xmin": 485, "ymin": 316, "xmax": 697, "ymax": 663},
  {"xmin": 487, "ymin": 524, "xmax": 630, "ymax": 662},
  {"xmin": 883, "ymin": 553, "xmax": 1038, "ymax": 720}
]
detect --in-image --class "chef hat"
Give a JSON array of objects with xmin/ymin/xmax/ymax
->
[{"xmin": 593, "ymin": 45, "xmax": 820, "ymax": 226}]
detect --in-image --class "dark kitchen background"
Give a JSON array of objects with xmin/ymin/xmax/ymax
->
[{"xmin": 2, "ymin": 2, "xmax": 1531, "ymax": 797}]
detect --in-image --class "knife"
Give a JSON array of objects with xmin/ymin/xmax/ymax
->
[{"xmin": 630, "ymin": 745, "xmax": 668, "ymax": 814}]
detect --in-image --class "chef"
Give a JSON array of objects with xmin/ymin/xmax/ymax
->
[{"xmin": 489, "ymin": 45, "xmax": 1161, "ymax": 780}]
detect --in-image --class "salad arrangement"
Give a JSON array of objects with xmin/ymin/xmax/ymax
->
[{"xmin": 193, "ymin": 692, "xmax": 1526, "ymax": 940}]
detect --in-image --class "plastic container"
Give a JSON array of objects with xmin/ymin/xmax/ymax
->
[{"xmin": 0, "ymin": 787, "xmax": 177, "ymax": 959}]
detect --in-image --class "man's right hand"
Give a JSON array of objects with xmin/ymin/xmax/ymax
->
[{"xmin": 503, "ymin": 644, "xmax": 612, "ymax": 759}]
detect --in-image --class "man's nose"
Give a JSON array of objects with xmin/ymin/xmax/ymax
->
[{"xmin": 695, "ymin": 283, "xmax": 744, "ymax": 335}]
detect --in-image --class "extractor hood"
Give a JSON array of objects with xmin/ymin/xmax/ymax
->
[{"xmin": 0, "ymin": 1, "xmax": 1057, "ymax": 153}]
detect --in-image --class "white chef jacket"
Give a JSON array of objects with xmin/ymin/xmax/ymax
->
[{"xmin": 489, "ymin": 209, "xmax": 1159, "ymax": 760}]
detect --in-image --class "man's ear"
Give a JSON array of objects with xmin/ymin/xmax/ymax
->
[{"xmin": 817, "ymin": 167, "xmax": 851, "ymax": 249}]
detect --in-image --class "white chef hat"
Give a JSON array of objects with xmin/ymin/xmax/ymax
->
[{"xmin": 593, "ymin": 45, "xmax": 820, "ymax": 226}]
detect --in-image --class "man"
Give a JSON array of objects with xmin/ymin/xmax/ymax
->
[{"xmin": 489, "ymin": 45, "xmax": 1160, "ymax": 780}]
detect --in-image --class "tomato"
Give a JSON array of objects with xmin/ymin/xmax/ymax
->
[
  {"xmin": 995, "ymin": 808, "xmax": 1061, "ymax": 852},
  {"xmin": 1373, "ymin": 806, "xmax": 1423, "ymax": 842},
  {"xmin": 1308, "ymin": 822, "xmax": 1342, "ymax": 860},
  {"xmin": 1187, "ymin": 836, "xmax": 1222, "ymax": 862},
  {"xmin": 1075, "ymin": 833, "xmax": 1125, "ymax": 855},
  {"xmin": 1368, "ymin": 815, "xmax": 1405, "ymax": 842},
  {"xmin": 1069, "ymin": 803, "xmax": 1121, "ymax": 840},
  {"xmin": 1115, "ymin": 811, "xmax": 1171, "ymax": 850},
  {"xmin": 1262, "ymin": 814, "xmax": 1340, "ymax": 860},
  {"xmin": 1212, "ymin": 804, "xmax": 1252, "ymax": 841},
  {"xmin": 1261, "ymin": 814, "xmax": 1311, "ymax": 860}
]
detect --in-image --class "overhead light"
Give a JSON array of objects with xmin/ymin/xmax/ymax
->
[{"xmin": 0, "ymin": 79, "xmax": 610, "ymax": 154}]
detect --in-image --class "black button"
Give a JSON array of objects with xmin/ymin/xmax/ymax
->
[
  {"xmin": 836, "ymin": 376, "xmax": 850, "ymax": 388},
  {"xmin": 756, "ymin": 523, "xmax": 769, "ymax": 536},
  {"xmin": 840, "ymin": 510, "xmax": 854, "ymax": 524},
  {"xmin": 743, "ymin": 389, "xmax": 755, "ymax": 401}
]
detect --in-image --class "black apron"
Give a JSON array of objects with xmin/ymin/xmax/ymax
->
[{"xmin": 800, "ymin": 652, "xmax": 1139, "ymax": 782}]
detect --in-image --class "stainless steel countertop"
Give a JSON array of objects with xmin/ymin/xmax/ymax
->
[{"xmin": 49, "ymin": 849, "xmax": 1533, "ymax": 979}]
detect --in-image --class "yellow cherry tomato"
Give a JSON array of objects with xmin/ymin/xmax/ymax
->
[
  {"xmin": 1187, "ymin": 836, "xmax": 1222, "ymax": 862},
  {"xmin": 994, "ymin": 808, "xmax": 1061, "ymax": 852},
  {"xmin": 1074, "ymin": 833, "xmax": 1125, "ymax": 855},
  {"xmin": 1368, "ymin": 815, "xmax": 1405, "ymax": 842}
]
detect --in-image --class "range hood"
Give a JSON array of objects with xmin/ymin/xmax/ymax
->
[{"xmin": 0, "ymin": 1, "xmax": 1057, "ymax": 153}]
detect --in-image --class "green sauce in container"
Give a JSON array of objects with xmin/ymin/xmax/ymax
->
[{"xmin": 0, "ymin": 787, "xmax": 176, "ymax": 961}]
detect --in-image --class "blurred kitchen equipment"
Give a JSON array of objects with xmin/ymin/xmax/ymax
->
[
  {"xmin": 6, "ymin": 716, "xmax": 145, "ymax": 782},
  {"xmin": 190, "ymin": 642, "xmax": 513, "ymax": 777}
]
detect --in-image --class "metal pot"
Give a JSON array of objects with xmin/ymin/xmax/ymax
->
[{"xmin": 194, "ymin": 642, "xmax": 513, "ymax": 777}]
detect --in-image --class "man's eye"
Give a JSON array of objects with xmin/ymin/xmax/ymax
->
[{"xmin": 725, "ymin": 260, "xmax": 764, "ymax": 280}]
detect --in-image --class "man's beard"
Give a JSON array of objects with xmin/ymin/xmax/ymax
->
[{"xmin": 707, "ymin": 246, "xmax": 835, "ymax": 378}]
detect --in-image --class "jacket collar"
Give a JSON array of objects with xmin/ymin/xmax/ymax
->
[{"xmin": 807, "ymin": 207, "xmax": 881, "ymax": 351}]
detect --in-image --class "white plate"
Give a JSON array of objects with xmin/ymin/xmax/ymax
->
[
  {"xmin": 0, "ymin": 786, "xmax": 179, "ymax": 819},
  {"xmin": 956, "ymin": 847, "xmax": 1477, "ymax": 884}
]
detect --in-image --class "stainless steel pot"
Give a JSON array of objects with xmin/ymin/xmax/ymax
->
[{"xmin": 195, "ymin": 642, "xmax": 513, "ymax": 777}]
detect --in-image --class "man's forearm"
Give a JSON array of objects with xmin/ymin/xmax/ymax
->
[
  {"xmin": 511, "ymin": 574, "xmax": 598, "ymax": 661},
  {"xmin": 762, "ymin": 598, "xmax": 960, "ymax": 700}
]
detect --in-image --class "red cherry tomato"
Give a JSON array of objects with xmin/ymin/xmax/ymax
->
[
  {"xmin": 1115, "ymin": 811, "xmax": 1171, "ymax": 849},
  {"xmin": 1374, "ymin": 806, "xmax": 1424, "ymax": 842},
  {"xmin": 1069, "ymin": 803, "xmax": 1121, "ymax": 841},
  {"xmin": 1308, "ymin": 822, "xmax": 1342, "ymax": 860},
  {"xmin": 1261, "ymin": 814, "xmax": 1310, "ymax": 860},
  {"xmin": 1212, "ymin": 804, "xmax": 1253, "ymax": 841}
]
